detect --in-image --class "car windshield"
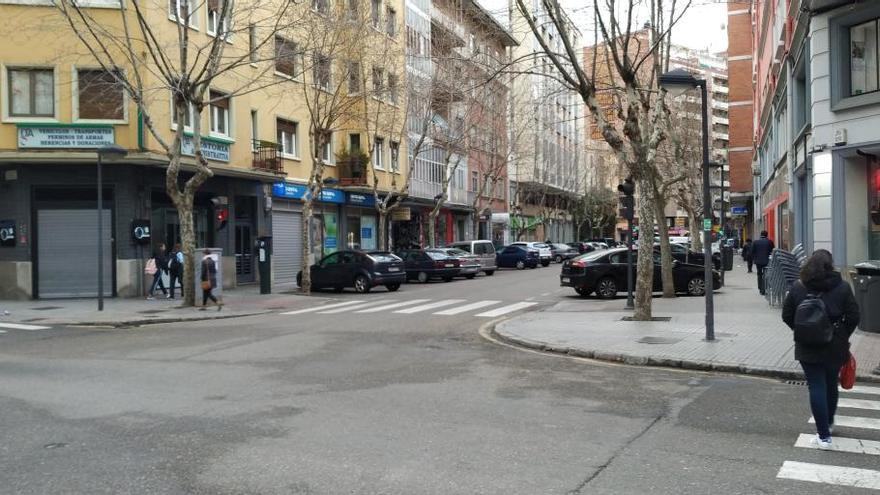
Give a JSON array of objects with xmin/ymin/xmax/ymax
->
[
  {"xmin": 366, "ymin": 252, "xmax": 400, "ymax": 263},
  {"xmin": 534, "ymin": 243, "xmax": 549, "ymax": 249},
  {"xmin": 445, "ymin": 249, "xmax": 471, "ymax": 257},
  {"xmin": 425, "ymin": 250, "xmax": 449, "ymax": 260}
]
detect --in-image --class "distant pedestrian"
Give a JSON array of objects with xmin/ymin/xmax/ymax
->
[
  {"xmin": 782, "ymin": 249, "xmax": 860, "ymax": 450},
  {"xmin": 146, "ymin": 243, "xmax": 168, "ymax": 299},
  {"xmin": 200, "ymin": 249, "xmax": 222, "ymax": 311},
  {"xmin": 742, "ymin": 238, "xmax": 754, "ymax": 273},
  {"xmin": 168, "ymin": 243, "xmax": 184, "ymax": 300},
  {"xmin": 752, "ymin": 231, "xmax": 775, "ymax": 295}
]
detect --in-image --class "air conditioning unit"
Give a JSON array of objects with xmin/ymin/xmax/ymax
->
[{"xmin": 834, "ymin": 128, "xmax": 847, "ymax": 146}]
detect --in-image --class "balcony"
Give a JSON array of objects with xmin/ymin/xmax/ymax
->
[
  {"xmin": 252, "ymin": 140, "xmax": 282, "ymax": 173},
  {"xmin": 337, "ymin": 152, "xmax": 369, "ymax": 187}
]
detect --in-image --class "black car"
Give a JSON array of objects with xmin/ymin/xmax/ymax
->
[
  {"xmin": 297, "ymin": 250, "xmax": 405, "ymax": 293},
  {"xmin": 567, "ymin": 242, "xmax": 595, "ymax": 254},
  {"xmin": 550, "ymin": 243, "xmax": 580, "ymax": 263},
  {"xmin": 560, "ymin": 247, "xmax": 721, "ymax": 298},
  {"xmin": 396, "ymin": 248, "xmax": 461, "ymax": 282},
  {"xmin": 655, "ymin": 243, "xmax": 722, "ymax": 270},
  {"xmin": 495, "ymin": 245, "xmax": 539, "ymax": 269}
]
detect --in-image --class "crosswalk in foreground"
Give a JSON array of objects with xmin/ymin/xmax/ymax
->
[
  {"xmin": 280, "ymin": 298, "xmax": 539, "ymax": 318},
  {"xmin": 776, "ymin": 383, "xmax": 880, "ymax": 490},
  {"xmin": 0, "ymin": 322, "xmax": 51, "ymax": 334}
]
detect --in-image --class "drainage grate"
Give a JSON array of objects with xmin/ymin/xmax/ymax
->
[
  {"xmin": 782, "ymin": 380, "xmax": 807, "ymax": 386},
  {"xmin": 30, "ymin": 306, "xmax": 62, "ymax": 311},
  {"xmin": 637, "ymin": 336, "xmax": 682, "ymax": 344},
  {"xmin": 621, "ymin": 316, "xmax": 672, "ymax": 322}
]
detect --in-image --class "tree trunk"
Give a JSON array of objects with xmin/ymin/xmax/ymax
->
[
  {"xmin": 654, "ymin": 192, "xmax": 676, "ymax": 298},
  {"xmin": 687, "ymin": 207, "xmax": 701, "ymax": 252},
  {"xmin": 633, "ymin": 179, "xmax": 655, "ymax": 320},
  {"xmin": 427, "ymin": 208, "xmax": 438, "ymax": 247},
  {"xmin": 174, "ymin": 194, "xmax": 197, "ymax": 306},
  {"xmin": 378, "ymin": 210, "xmax": 388, "ymax": 251},
  {"xmin": 301, "ymin": 200, "xmax": 313, "ymax": 294}
]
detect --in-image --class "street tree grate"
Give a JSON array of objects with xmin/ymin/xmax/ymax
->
[
  {"xmin": 637, "ymin": 336, "xmax": 682, "ymax": 344},
  {"xmin": 621, "ymin": 316, "xmax": 672, "ymax": 322},
  {"xmin": 783, "ymin": 380, "xmax": 807, "ymax": 386},
  {"xmin": 29, "ymin": 306, "xmax": 62, "ymax": 311}
]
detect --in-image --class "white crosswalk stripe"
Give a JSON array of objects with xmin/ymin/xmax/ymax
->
[
  {"xmin": 475, "ymin": 301, "xmax": 539, "ymax": 318},
  {"xmin": 777, "ymin": 461, "xmax": 880, "ymax": 490},
  {"xmin": 355, "ymin": 299, "xmax": 430, "ymax": 313},
  {"xmin": 794, "ymin": 433, "xmax": 880, "ymax": 455},
  {"xmin": 318, "ymin": 300, "xmax": 398, "ymax": 314},
  {"xmin": 847, "ymin": 385, "xmax": 880, "ymax": 396},
  {"xmin": 0, "ymin": 322, "xmax": 51, "ymax": 331},
  {"xmin": 838, "ymin": 398, "xmax": 880, "ymax": 411},
  {"xmin": 433, "ymin": 300, "xmax": 502, "ymax": 315},
  {"xmin": 809, "ymin": 415, "xmax": 880, "ymax": 431},
  {"xmin": 394, "ymin": 299, "xmax": 466, "ymax": 314},
  {"xmin": 280, "ymin": 300, "xmax": 363, "ymax": 315}
]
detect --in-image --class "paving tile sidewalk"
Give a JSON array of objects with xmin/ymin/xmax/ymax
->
[
  {"xmin": 0, "ymin": 286, "xmax": 319, "ymax": 327},
  {"xmin": 494, "ymin": 264, "xmax": 880, "ymax": 383}
]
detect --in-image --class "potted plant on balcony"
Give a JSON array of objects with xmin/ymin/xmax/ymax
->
[{"xmin": 336, "ymin": 147, "xmax": 370, "ymax": 184}]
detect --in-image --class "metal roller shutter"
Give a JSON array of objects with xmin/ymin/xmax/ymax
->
[
  {"xmin": 272, "ymin": 210, "xmax": 302, "ymax": 286},
  {"xmin": 37, "ymin": 209, "xmax": 113, "ymax": 298}
]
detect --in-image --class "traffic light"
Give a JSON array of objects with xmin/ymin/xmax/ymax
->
[
  {"xmin": 617, "ymin": 178, "xmax": 635, "ymax": 220},
  {"xmin": 211, "ymin": 197, "xmax": 229, "ymax": 231}
]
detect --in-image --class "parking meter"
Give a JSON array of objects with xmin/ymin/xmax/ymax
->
[{"xmin": 257, "ymin": 237, "xmax": 272, "ymax": 294}]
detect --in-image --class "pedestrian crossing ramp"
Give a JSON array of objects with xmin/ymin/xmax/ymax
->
[
  {"xmin": 280, "ymin": 299, "xmax": 540, "ymax": 318},
  {"xmin": 0, "ymin": 322, "xmax": 52, "ymax": 334},
  {"xmin": 777, "ymin": 384, "xmax": 880, "ymax": 490}
]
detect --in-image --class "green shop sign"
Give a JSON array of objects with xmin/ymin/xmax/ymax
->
[
  {"xmin": 17, "ymin": 124, "xmax": 114, "ymax": 149},
  {"xmin": 181, "ymin": 134, "xmax": 230, "ymax": 163},
  {"xmin": 510, "ymin": 216, "xmax": 543, "ymax": 230}
]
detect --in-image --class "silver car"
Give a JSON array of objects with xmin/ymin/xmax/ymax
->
[{"xmin": 449, "ymin": 240, "xmax": 497, "ymax": 276}]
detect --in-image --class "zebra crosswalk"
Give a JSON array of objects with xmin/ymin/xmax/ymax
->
[
  {"xmin": 0, "ymin": 322, "xmax": 51, "ymax": 333},
  {"xmin": 279, "ymin": 298, "xmax": 540, "ymax": 318},
  {"xmin": 776, "ymin": 383, "xmax": 880, "ymax": 490}
]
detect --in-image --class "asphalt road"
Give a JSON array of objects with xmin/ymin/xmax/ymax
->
[{"xmin": 1, "ymin": 264, "xmax": 877, "ymax": 494}]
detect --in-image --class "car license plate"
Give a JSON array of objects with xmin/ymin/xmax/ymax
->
[
  {"xmin": 445, "ymin": 264, "xmax": 454, "ymax": 267},
  {"xmin": 561, "ymin": 277, "xmax": 570, "ymax": 283},
  {"xmin": 388, "ymin": 267, "xmax": 400, "ymax": 272}
]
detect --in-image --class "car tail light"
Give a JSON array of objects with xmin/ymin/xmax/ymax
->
[{"xmin": 570, "ymin": 260, "xmax": 587, "ymax": 268}]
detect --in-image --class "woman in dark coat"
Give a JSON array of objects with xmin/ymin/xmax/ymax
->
[
  {"xmin": 200, "ymin": 249, "xmax": 222, "ymax": 311},
  {"xmin": 782, "ymin": 249, "xmax": 860, "ymax": 449},
  {"xmin": 741, "ymin": 238, "xmax": 753, "ymax": 273}
]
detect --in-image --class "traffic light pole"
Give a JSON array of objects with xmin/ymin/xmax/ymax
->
[
  {"xmin": 699, "ymin": 81, "xmax": 715, "ymax": 341},
  {"xmin": 626, "ymin": 215, "xmax": 634, "ymax": 310}
]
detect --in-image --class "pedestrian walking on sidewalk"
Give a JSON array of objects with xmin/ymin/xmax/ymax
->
[
  {"xmin": 200, "ymin": 250, "xmax": 222, "ymax": 311},
  {"xmin": 782, "ymin": 249, "xmax": 860, "ymax": 449},
  {"xmin": 146, "ymin": 243, "xmax": 168, "ymax": 299},
  {"xmin": 742, "ymin": 238, "xmax": 754, "ymax": 273},
  {"xmin": 168, "ymin": 243, "xmax": 184, "ymax": 300},
  {"xmin": 752, "ymin": 231, "xmax": 774, "ymax": 295}
]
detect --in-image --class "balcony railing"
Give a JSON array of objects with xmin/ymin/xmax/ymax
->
[{"xmin": 252, "ymin": 140, "xmax": 282, "ymax": 172}]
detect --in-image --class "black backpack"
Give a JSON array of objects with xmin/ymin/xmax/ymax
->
[{"xmin": 793, "ymin": 291, "xmax": 834, "ymax": 346}]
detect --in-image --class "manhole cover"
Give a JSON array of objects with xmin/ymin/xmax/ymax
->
[
  {"xmin": 30, "ymin": 306, "xmax": 62, "ymax": 311},
  {"xmin": 621, "ymin": 316, "xmax": 672, "ymax": 322},
  {"xmin": 137, "ymin": 309, "xmax": 168, "ymax": 315},
  {"xmin": 637, "ymin": 336, "xmax": 682, "ymax": 344}
]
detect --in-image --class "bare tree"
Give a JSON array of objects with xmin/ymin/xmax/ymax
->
[
  {"xmin": 573, "ymin": 187, "xmax": 617, "ymax": 240},
  {"xmin": 54, "ymin": 0, "xmax": 302, "ymax": 305}
]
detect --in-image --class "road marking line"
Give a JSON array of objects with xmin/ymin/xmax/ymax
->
[
  {"xmin": 0, "ymin": 329, "xmax": 6, "ymax": 334},
  {"xmin": 394, "ymin": 299, "xmax": 465, "ymax": 314},
  {"xmin": 846, "ymin": 385, "xmax": 880, "ymax": 396},
  {"xmin": 0, "ymin": 322, "xmax": 51, "ymax": 331},
  {"xmin": 810, "ymin": 415, "xmax": 880, "ymax": 431},
  {"xmin": 318, "ymin": 300, "xmax": 397, "ymax": 314},
  {"xmin": 795, "ymin": 433, "xmax": 880, "ymax": 455},
  {"xmin": 838, "ymin": 398, "xmax": 880, "ymax": 411},
  {"xmin": 355, "ymin": 299, "xmax": 430, "ymax": 313},
  {"xmin": 280, "ymin": 300, "xmax": 363, "ymax": 315},
  {"xmin": 776, "ymin": 461, "xmax": 880, "ymax": 489},
  {"xmin": 433, "ymin": 300, "xmax": 502, "ymax": 315},
  {"xmin": 475, "ymin": 301, "xmax": 539, "ymax": 318}
]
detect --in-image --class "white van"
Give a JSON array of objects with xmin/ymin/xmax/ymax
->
[{"xmin": 449, "ymin": 240, "xmax": 497, "ymax": 275}]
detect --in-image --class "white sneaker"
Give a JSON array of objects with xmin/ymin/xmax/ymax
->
[{"xmin": 813, "ymin": 435, "xmax": 833, "ymax": 450}]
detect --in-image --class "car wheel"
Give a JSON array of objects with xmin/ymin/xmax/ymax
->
[
  {"xmin": 417, "ymin": 271, "xmax": 429, "ymax": 283},
  {"xmin": 515, "ymin": 260, "xmax": 525, "ymax": 270},
  {"xmin": 386, "ymin": 283, "xmax": 400, "ymax": 292},
  {"xmin": 541, "ymin": 260, "xmax": 550, "ymax": 267},
  {"xmin": 575, "ymin": 287, "xmax": 591, "ymax": 298},
  {"xmin": 687, "ymin": 276, "xmax": 706, "ymax": 296},
  {"xmin": 465, "ymin": 274, "xmax": 476, "ymax": 279},
  {"xmin": 555, "ymin": 255, "xmax": 563, "ymax": 263},
  {"xmin": 485, "ymin": 270, "xmax": 495, "ymax": 276},
  {"xmin": 354, "ymin": 275, "xmax": 371, "ymax": 293},
  {"xmin": 596, "ymin": 277, "xmax": 618, "ymax": 299}
]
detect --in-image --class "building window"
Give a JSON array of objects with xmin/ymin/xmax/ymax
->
[
  {"xmin": 209, "ymin": 90, "xmax": 230, "ymax": 136},
  {"xmin": 851, "ymin": 19, "xmax": 879, "ymax": 96},
  {"xmin": 373, "ymin": 137, "xmax": 384, "ymax": 169},
  {"xmin": 372, "ymin": 67, "xmax": 384, "ymax": 95},
  {"xmin": 169, "ymin": 0, "xmax": 198, "ymax": 26},
  {"xmin": 248, "ymin": 25, "xmax": 257, "ymax": 62},
  {"xmin": 313, "ymin": 54, "xmax": 331, "ymax": 90},
  {"xmin": 275, "ymin": 36, "xmax": 298, "ymax": 78},
  {"xmin": 349, "ymin": 133, "xmax": 361, "ymax": 151},
  {"xmin": 312, "ymin": 0, "xmax": 329, "ymax": 15},
  {"xmin": 390, "ymin": 141, "xmax": 399, "ymax": 172},
  {"xmin": 385, "ymin": 6, "xmax": 396, "ymax": 36},
  {"xmin": 277, "ymin": 118, "xmax": 298, "ymax": 157},
  {"xmin": 171, "ymin": 92, "xmax": 193, "ymax": 129},
  {"xmin": 8, "ymin": 68, "xmax": 54, "ymax": 117},
  {"xmin": 320, "ymin": 133, "xmax": 334, "ymax": 163},
  {"xmin": 387, "ymin": 73, "xmax": 398, "ymax": 104},
  {"xmin": 207, "ymin": 0, "xmax": 228, "ymax": 36},
  {"xmin": 370, "ymin": 0, "xmax": 380, "ymax": 29},
  {"xmin": 250, "ymin": 109, "xmax": 258, "ymax": 150},
  {"xmin": 471, "ymin": 171, "xmax": 478, "ymax": 191},
  {"xmin": 347, "ymin": 61, "xmax": 361, "ymax": 93},
  {"xmin": 77, "ymin": 69, "xmax": 123, "ymax": 121}
]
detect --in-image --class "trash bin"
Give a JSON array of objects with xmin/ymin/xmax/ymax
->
[
  {"xmin": 722, "ymin": 246, "xmax": 734, "ymax": 271},
  {"xmin": 853, "ymin": 261, "xmax": 880, "ymax": 333}
]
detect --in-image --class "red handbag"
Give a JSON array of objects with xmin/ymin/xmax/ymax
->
[{"xmin": 840, "ymin": 352, "xmax": 856, "ymax": 390}]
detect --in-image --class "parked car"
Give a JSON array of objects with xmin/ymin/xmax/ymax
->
[
  {"xmin": 296, "ymin": 250, "xmax": 405, "ymax": 293},
  {"xmin": 656, "ymin": 243, "xmax": 722, "ymax": 269},
  {"xmin": 567, "ymin": 242, "xmax": 595, "ymax": 254},
  {"xmin": 395, "ymin": 248, "xmax": 461, "ymax": 283},
  {"xmin": 434, "ymin": 248, "xmax": 481, "ymax": 279},
  {"xmin": 496, "ymin": 245, "xmax": 539, "ymax": 269},
  {"xmin": 587, "ymin": 238, "xmax": 620, "ymax": 248},
  {"xmin": 559, "ymin": 247, "xmax": 721, "ymax": 298},
  {"xmin": 587, "ymin": 241, "xmax": 609, "ymax": 250},
  {"xmin": 550, "ymin": 243, "xmax": 580, "ymax": 263},
  {"xmin": 511, "ymin": 242, "xmax": 552, "ymax": 266},
  {"xmin": 449, "ymin": 240, "xmax": 497, "ymax": 276}
]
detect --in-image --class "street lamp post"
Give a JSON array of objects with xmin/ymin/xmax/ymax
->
[
  {"xmin": 96, "ymin": 145, "xmax": 128, "ymax": 311},
  {"xmin": 660, "ymin": 68, "xmax": 714, "ymax": 341}
]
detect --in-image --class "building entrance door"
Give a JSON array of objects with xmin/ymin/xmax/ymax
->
[{"xmin": 234, "ymin": 196, "xmax": 256, "ymax": 284}]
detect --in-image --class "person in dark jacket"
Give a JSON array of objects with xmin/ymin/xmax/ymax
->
[
  {"xmin": 751, "ymin": 231, "xmax": 775, "ymax": 295},
  {"xmin": 741, "ymin": 238, "xmax": 753, "ymax": 273},
  {"xmin": 782, "ymin": 249, "xmax": 860, "ymax": 449},
  {"xmin": 147, "ymin": 243, "xmax": 168, "ymax": 299},
  {"xmin": 167, "ymin": 243, "xmax": 184, "ymax": 300},
  {"xmin": 200, "ymin": 249, "xmax": 222, "ymax": 311}
]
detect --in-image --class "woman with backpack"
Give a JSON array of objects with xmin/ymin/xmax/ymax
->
[{"xmin": 782, "ymin": 249, "xmax": 860, "ymax": 449}]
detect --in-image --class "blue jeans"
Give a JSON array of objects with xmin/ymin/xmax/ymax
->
[
  {"xmin": 800, "ymin": 361, "xmax": 842, "ymax": 439},
  {"xmin": 149, "ymin": 271, "xmax": 167, "ymax": 296}
]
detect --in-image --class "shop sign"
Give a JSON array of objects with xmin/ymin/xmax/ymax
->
[
  {"xmin": 181, "ymin": 135, "xmax": 230, "ymax": 162},
  {"xmin": 0, "ymin": 220, "xmax": 15, "ymax": 247},
  {"xmin": 347, "ymin": 192, "xmax": 376, "ymax": 207},
  {"xmin": 18, "ymin": 125, "xmax": 114, "ymax": 149},
  {"xmin": 271, "ymin": 183, "xmax": 345, "ymax": 203},
  {"xmin": 361, "ymin": 227, "xmax": 373, "ymax": 240},
  {"xmin": 730, "ymin": 206, "xmax": 747, "ymax": 216},
  {"xmin": 391, "ymin": 207, "xmax": 411, "ymax": 221}
]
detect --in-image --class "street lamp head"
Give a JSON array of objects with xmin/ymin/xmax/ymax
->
[
  {"xmin": 97, "ymin": 144, "xmax": 128, "ymax": 162},
  {"xmin": 659, "ymin": 68, "xmax": 703, "ymax": 97}
]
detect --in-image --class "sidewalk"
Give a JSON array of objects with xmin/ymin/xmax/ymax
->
[
  {"xmin": 0, "ymin": 285, "xmax": 317, "ymax": 327},
  {"xmin": 494, "ymin": 264, "xmax": 880, "ymax": 383}
]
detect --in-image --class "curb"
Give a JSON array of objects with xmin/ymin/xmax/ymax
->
[
  {"xmin": 489, "ymin": 324, "xmax": 880, "ymax": 385},
  {"xmin": 47, "ymin": 310, "xmax": 273, "ymax": 328}
]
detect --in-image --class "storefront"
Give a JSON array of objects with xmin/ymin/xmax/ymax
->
[{"xmin": 343, "ymin": 192, "xmax": 378, "ymax": 251}]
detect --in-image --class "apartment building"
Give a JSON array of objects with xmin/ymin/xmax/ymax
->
[{"xmin": 0, "ymin": 0, "xmax": 407, "ymax": 299}]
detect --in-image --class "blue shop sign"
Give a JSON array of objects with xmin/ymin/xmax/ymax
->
[
  {"xmin": 361, "ymin": 227, "xmax": 373, "ymax": 240},
  {"xmin": 272, "ymin": 183, "xmax": 345, "ymax": 203},
  {"xmin": 730, "ymin": 206, "xmax": 747, "ymax": 216},
  {"xmin": 347, "ymin": 192, "xmax": 376, "ymax": 207}
]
